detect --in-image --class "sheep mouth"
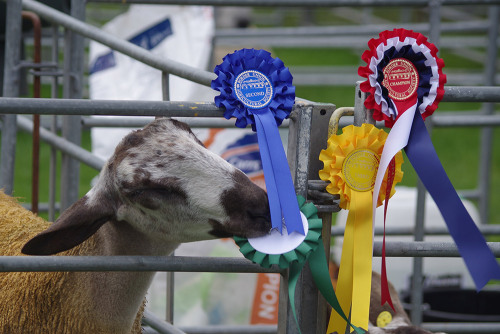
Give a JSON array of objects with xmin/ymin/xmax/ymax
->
[{"xmin": 208, "ymin": 217, "xmax": 271, "ymax": 239}]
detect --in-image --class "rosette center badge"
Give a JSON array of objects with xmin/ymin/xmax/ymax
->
[
  {"xmin": 342, "ymin": 149, "xmax": 380, "ymax": 192},
  {"xmin": 381, "ymin": 58, "xmax": 419, "ymax": 101},
  {"xmin": 234, "ymin": 70, "xmax": 274, "ymax": 109}
]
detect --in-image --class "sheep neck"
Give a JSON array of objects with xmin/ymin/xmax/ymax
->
[{"xmin": 76, "ymin": 219, "xmax": 179, "ymax": 332}]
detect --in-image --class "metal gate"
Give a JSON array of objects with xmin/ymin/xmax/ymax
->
[{"xmin": 1, "ymin": 1, "xmax": 500, "ymax": 333}]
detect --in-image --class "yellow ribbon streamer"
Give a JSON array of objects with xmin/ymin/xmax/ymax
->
[
  {"xmin": 351, "ymin": 191, "xmax": 373, "ymax": 329},
  {"xmin": 319, "ymin": 124, "xmax": 404, "ymax": 334},
  {"xmin": 328, "ymin": 191, "xmax": 373, "ymax": 333}
]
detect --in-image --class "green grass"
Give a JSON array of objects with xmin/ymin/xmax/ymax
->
[{"xmin": 6, "ymin": 130, "xmax": 98, "ymax": 220}]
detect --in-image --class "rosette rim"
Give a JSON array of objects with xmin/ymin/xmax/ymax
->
[
  {"xmin": 358, "ymin": 28, "xmax": 446, "ymax": 127},
  {"xmin": 211, "ymin": 48, "xmax": 296, "ymax": 131},
  {"xmin": 234, "ymin": 195, "xmax": 322, "ymax": 269},
  {"xmin": 319, "ymin": 124, "xmax": 404, "ymax": 210}
]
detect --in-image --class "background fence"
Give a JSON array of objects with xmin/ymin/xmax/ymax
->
[{"xmin": 0, "ymin": 1, "xmax": 499, "ymax": 333}]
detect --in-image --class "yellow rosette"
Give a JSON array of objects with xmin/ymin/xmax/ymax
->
[{"xmin": 319, "ymin": 124, "xmax": 403, "ymax": 333}]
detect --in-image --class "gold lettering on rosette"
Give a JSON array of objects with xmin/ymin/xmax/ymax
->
[
  {"xmin": 342, "ymin": 149, "xmax": 380, "ymax": 192},
  {"xmin": 382, "ymin": 58, "xmax": 419, "ymax": 101}
]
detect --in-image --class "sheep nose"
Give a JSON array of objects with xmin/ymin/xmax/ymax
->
[{"xmin": 248, "ymin": 209, "xmax": 271, "ymax": 226}]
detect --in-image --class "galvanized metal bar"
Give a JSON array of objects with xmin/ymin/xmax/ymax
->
[
  {"xmin": 376, "ymin": 241, "xmax": 500, "ymax": 257},
  {"xmin": 431, "ymin": 113, "xmax": 500, "ymax": 127},
  {"xmin": 20, "ymin": 0, "xmax": 215, "ymax": 87},
  {"xmin": 306, "ymin": 104, "xmax": 336, "ymax": 333},
  {"xmin": 162, "ymin": 71, "xmax": 170, "ymax": 103},
  {"xmin": 332, "ymin": 224, "xmax": 500, "ymax": 236},
  {"xmin": 277, "ymin": 271, "xmax": 289, "ymax": 334},
  {"xmin": 282, "ymin": 104, "xmax": 315, "ymax": 334},
  {"xmin": 17, "ymin": 116, "xmax": 105, "ymax": 171},
  {"xmin": 288, "ymin": 105, "xmax": 313, "ymax": 197},
  {"xmin": 143, "ymin": 310, "xmax": 186, "ymax": 334},
  {"xmin": 85, "ymin": 0, "xmax": 500, "ymax": 6},
  {"xmin": 477, "ymin": 5, "xmax": 499, "ymax": 225},
  {"xmin": 0, "ymin": 0, "xmax": 22, "ymax": 195},
  {"xmin": 0, "ymin": 256, "xmax": 283, "ymax": 273},
  {"xmin": 354, "ymin": 81, "xmax": 375, "ymax": 126},
  {"xmin": 215, "ymin": 35, "xmax": 498, "ymax": 50},
  {"xmin": 60, "ymin": 0, "xmax": 85, "ymax": 211},
  {"xmin": 0, "ymin": 242, "xmax": 498, "ymax": 272},
  {"xmin": 82, "ymin": 116, "xmax": 290, "ymax": 128},
  {"xmin": 0, "ymin": 84, "xmax": 496, "ymax": 116},
  {"xmin": 3, "ymin": 97, "xmax": 500, "ymax": 120},
  {"xmin": 411, "ymin": 183, "xmax": 427, "ymax": 325},
  {"xmin": 22, "ymin": 11, "xmax": 42, "ymax": 215},
  {"xmin": 441, "ymin": 86, "xmax": 500, "ymax": 102},
  {"xmin": 214, "ymin": 20, "xmax": 490, "ymax": 39},
  {"xmin": 307, "ymin": 105, "xmax": 336, "ymax": 181},
  {"xmin": 48, "ymin": 23, "xmax": 60, "ymax": 222},
  {"xmin": 0, "ymin": 98, "xmax": 224, "ymax": 116},
  {"xmin": 411, "ymin": 2, "xmax": 442, "ymax": 324},
  {"xmin": 423, "ymin": 322, "xmax": 500, "ymax": 333},
  {"xmin": 178, "ymin": 325, "xmax": 277, "ymax": 334}
]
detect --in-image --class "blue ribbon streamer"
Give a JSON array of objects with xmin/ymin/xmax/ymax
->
[
  {"xmin": 405, "ymin": 111, "xmax": 500, "ymax": 289},
  {"xmin": 254, "ymin": 111, "xmax": 304, "ymax": 235},
  {"xmin": 212, "ymin": 49, "xmax": 303, "ymax": 235}
]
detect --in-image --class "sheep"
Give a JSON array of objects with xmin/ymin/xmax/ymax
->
[
  {"xmin": 367, "ymin": 271, "xmax": 446, "ymax": 334},
  {"xmin": 328, "ymin": 263, "xmax": 446, "ymax": 334},
  {"xmin": 0, "ymin": 118, "xmax": 271, "ymax": 334}
]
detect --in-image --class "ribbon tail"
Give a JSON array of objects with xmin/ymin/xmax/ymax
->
[
  {"xmin": 254, "ymin": 112, "xmax": 304, "ymax": 235},
  {"xmin": 372, "ymin": 103, "xmax": 416, "ymax": 227},
  {"xmin": 254, "ymin": 116, "xmax": 283, "ymax": 233},
  {"xmin": 288, "ymin": 260, "xmax": 307, "ymax": 334},
  {"xmin": 310, "ymin": 238, "xmax": 365, "ymax": 334},
  {"xmin": 405, "ymin": 112, "xmax": 500, "ymax": 290},
  {"xmin": 381, "ymin": 158, "xmax": 396, "ymax": 310},
  {"xmin": 328, "ymin": 211, "xmax": 355, "ymax": 334},
  {"xmin": 350, "ymin": 192, "xmax": 373, "ymax": 332},
  {"xmin": 372, "ymin": 103, "xmax": 416, "ymax": 309}
]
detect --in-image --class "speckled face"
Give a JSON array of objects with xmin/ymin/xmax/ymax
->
[{"xmin": 89, "ymin": 118, "xmax": 271, "ymax": 244}]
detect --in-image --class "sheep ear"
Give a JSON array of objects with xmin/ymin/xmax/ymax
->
[{"xmin": 22, "ymin": 195, "xmax": 114, "ymax": 255}]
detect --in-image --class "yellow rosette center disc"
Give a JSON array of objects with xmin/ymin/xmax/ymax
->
[{"xmin": 342, "ymin": 149, "xmax": 380, "ymax": 192}]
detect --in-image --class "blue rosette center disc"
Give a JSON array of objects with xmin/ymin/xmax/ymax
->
[
  {"xmin": 248, "ymin": 211, "xmax": 308, "ymax": 255},
  {"xmin": 234, "ymin": 70, "xmax": 274, "ymax": 109}
]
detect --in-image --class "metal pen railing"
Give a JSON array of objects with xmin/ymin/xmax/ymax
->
[{"xmin": 0, "ymin": 1, "xmax": 499, "ymax": 334}]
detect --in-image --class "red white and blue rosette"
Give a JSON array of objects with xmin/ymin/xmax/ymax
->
[
  {"xmin": 359, "ymin": 29, "xmax": 500, "ymax": 303},
  {"xmin": 212, "ymin": 49, "xmax": 304, "ymax": 236},
  {"xmin": 358, "ymin": 28, "xmax": 446, "ymax": 128}
]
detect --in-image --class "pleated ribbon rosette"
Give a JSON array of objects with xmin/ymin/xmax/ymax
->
[
  {"xmin": 235, "ymin": 196, "xmax": 364, "ymax": 334},
  {"xmin": 212, "ymin": 48, "xmax": 304, "ymax": 236},
  {"xmin": 319, "ymin": 124, "xmax": 403, "ymax": 333},
  {"xmin": 358, "ymin": 28, "xmax": 500, "ymax": 303}
]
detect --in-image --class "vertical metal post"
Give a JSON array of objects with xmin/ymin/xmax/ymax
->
[
  {"xmin": 21, "ymin": 11, "xmax": 42, "ymax": 214},
  {"xmin": 0, "ymin": 0, "xmax": 22, "ymax": 195},
  {"xmin": 411, "ymin": 0, "xmax": 441, "ymax": 326},
  {"xmin": 311, "ymin": 104, "xmax": 335, "ymax": 333},
  {"xmin": 61, "ymin": 0, "xmax": 85, "ymax": 211},
  {"xmin": 162, "ymin": 71, "xmax": 170, "ymax": 102},
  {"xmin": 477, "ymin": 5, "xmax": 499, "ymax": 225},
  {"xmin": 354, "ymin": 81, "xmax": 375, "ymax": 127},
  {"xmin": 280, "ymin": 104, "xmax": 314, "ymax": 333},
  {"xmin": 49, "ymin": 24, "xmax": 60, "ymax": 222}
]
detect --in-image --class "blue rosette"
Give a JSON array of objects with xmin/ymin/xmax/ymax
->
[
  {"xmin": 212, "ymin": 48, "xmax": 295, "ymax": 130},
  {"xmin": 212, "ymin": 49, "xmax": 304, "ymax": 235}
]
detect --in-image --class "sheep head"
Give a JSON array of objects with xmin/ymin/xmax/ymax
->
[{"xmin": 22, "ymin": 118, "xmax": 271, "ymax": 255}]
